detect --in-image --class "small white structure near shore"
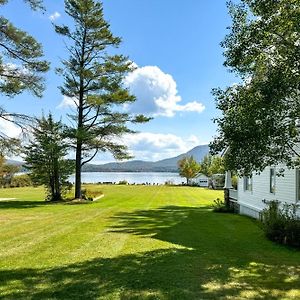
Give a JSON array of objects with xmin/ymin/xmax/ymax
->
[{"xmin": 190, "ymin": 173, "xmax": 209, "ymax": 187}]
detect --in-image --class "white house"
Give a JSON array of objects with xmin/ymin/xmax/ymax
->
[
  {"xmin": 190, "ymin": 173, "xmax": 209, "ymax": 187},
  {"xmin": 226, "ymin": 164, "xmax": 300, "ymax": 219}
]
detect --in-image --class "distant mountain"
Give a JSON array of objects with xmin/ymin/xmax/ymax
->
[
  {"xmin": 152, "ymin": 145, "xmax": 210, "ymax": 170},
  {"xmin": 5, "ymin": 159, "xmax": 26, "ymax": 172},
  {"xmin": 6, "ymin": 159, "xmax": 24, "ymax": 166},
  {"xmin": 82, "ymin": 144, "xmax": 210, "ymax": 173}
]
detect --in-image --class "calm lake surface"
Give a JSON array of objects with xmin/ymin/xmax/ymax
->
[{"xmin": 69, "ymin": 172, "xmax": 183, "ymax": 185}]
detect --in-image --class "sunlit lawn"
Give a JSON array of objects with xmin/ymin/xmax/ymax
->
[{"xmin": 0, "ymin": 185, "xmax": 299, "ymax": 299}]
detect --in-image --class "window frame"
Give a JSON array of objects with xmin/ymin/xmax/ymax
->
[
  {"xmin": 270, "ymin": 167, "xmax": 276, "ymax": 194},
  {"xmin": 296, "ymin": 168, "xmax": 300, "ymax": 202},
  {"xmin": 244, "ymin": 176, "xmax": 253, "ymax": 192}
]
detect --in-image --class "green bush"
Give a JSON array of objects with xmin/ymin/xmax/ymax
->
[
  {"xmin": 260, "ymin": 200, "xmax": 300, "ymax": 248},
  {"xmin": 232, "ymin": 175, "xmax": 238, "ymax": 190},
  {"xmin": 210, "ymin": 174, "xmax": 225, "ymax": 189},
  {"xmin": 118, "ymin": 180, "xmax": 128, "ymax": 185},
  {"xmin": 212, "ymin": 198, "xmax": 234, "ymax": 213},
  {"xmin": 81, "ymin": 189, "xmax": 93, "ymax": 201},
  {"xmin": 164, "ymin": 180, "xmax": 174, "ymax": 186},
  {"xmin": 81, "ymin": 188, "xmax": 103, "ymax": 201},
  {"xmin": 10, "ymin": 174, "xmax": 32, "ymax": 187}
]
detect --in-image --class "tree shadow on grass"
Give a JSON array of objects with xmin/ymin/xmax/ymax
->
[
  {"xmin": 0, "ymin": 199, "xmax": 75, "ymax": 209},
  {"xmin": 0, "ymin": 249, "xmax": 299, "ymax": 299},
  {"xmin": 0, "ymin": 206, "xmax": 299, "ymax": 299},
  {"xmin": 0, "ymin": 200, "xmax": 48, "ymax": 209},
  {"xmin": 109, "ymin": 205, "xmax": 259, "ymax": 251}
]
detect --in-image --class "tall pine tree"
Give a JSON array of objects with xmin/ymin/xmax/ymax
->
[
  {"xmin": 0, "ymin": 0, "xmax": 49, "ymax": 152},
  {"xmin": 0, "ymin": 0, "xmax": 49, "ymax": 96},
  {"xmin": 56, "ymin": 0, "xmax": 149, "ymax": 199}
]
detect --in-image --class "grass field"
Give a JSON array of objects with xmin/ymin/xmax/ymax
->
[{"xmin": 0, "ymin": 185, "xmax": 299, "ymax": 299}]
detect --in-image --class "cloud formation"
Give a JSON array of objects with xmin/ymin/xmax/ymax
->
[
  {"xmin": 122, "ymin": 132, "xmax": 201, "ymax": 161},
  {"xmin": 124, "ymin": 66, "xmax": 205, "ymax": 117},
  {"xmin": 0, "ymin": 117, "xmax": 21, "ymax": 138},
  {"xmin": 57, "ymin": 65, "xmax": 205, "ymax": 118},
  {"xmin": 49, "ymin": 12, "xmax": 61, "ymax": 21},
  {"xmin": 57, "ymin": 96, "xmax": 78, "ymax": 109}
]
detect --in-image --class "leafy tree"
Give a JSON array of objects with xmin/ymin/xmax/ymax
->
[
  {"xmin": 10, "ymin": 174, "xmax": 32, "ymax": 187},
  {"xmin": 24, "ymin": 114, "xmax": 74, "ymax": 201},
  {"xmin": 199, "ymin": 154, "xmax": 224, "ymax": 177},
  {"xmin": 0, "ymin": 0, "xmax": 49, "ymax": 152},
  {"xmin": 0, "ymin": 155, "xmax": 20, "ymax": 187},
  {"xmin": 211, "ymin": 0, "xmax": 300, "ymax": 174},
  {"xmin": 178, "ymin": 156, "xmax": 201, "ymax": 185},
  {"xmin": 199, "ymin": 154, "xmax": 213, "ymax": 177},
  {"xmin": 56, "ymin": 0, "xmax": 149, "ymax": 198},
  {"xmin": 209, "ymin": 155, "xmax": 225, "ymax": 175}
]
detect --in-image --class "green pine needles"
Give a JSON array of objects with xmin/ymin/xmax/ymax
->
[{"xmin": 25, "ymin": 114, "xmax": 74, "ymax": 201}]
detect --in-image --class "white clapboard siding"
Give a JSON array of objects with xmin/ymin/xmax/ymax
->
[
  {"xmin": 190, "ymin": 174, "xmax": 209, "ymax": 187},
  {"xmin": 237, "ymin": 165, "xmax": 297, "ymax": 218}
]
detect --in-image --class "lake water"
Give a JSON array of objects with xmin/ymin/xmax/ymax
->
[{"xmin": 69, "ymin": 172, "xmax": 183, "ymax": 185}]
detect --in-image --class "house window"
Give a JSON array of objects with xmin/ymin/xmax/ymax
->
[
  {"xmin": 270, "ymin": 168, "xmax": 275, "ymax": 194},
  {"xmin": 244, "ymin": 176, "xmax": 252, "ymax": 191}
]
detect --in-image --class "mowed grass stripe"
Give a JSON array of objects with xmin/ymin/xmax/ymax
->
[
  {"xmin": 0, "ymin": 207, "xmax": 117, "ymax": 261},
  {"xmin": 0, "ymin": 187, "xmax": 143, "ymax": 260},
  {"xmin": 0, "ymin": 185, "xmax": 172, "ymax": 265}
]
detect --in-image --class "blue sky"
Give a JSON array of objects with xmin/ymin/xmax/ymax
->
[{"xmin": 1, "ymin": 0, "xmax": 237, "ymax": 163}]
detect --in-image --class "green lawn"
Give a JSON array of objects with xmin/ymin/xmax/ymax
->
[{"xmin": 0, "ymin": 185, "xmax": 299, "ymax": 299}]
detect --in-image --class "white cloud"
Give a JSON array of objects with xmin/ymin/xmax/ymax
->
[
  {"xmin": 49, "ymin": 12, "xmax": 61, "ymax": 21},
  {"xmin": 121, "ymin": 132, "xmax": 202, "ymax": 161},
  {"xmin": 128, "ymin": 60, "xmax": 138, "ymax": 69},
  {"xmin": 124, "ymin": 66, "xmax": 205, "ymax": 117},
  {"xmin": 56, "ymin": 66, "xmax": 205, "ymax": 117},
  {"xmin": 57, "ymin": 96, "xmax": 78, "ymax": 109},
  {"xmin": 0, "ymin": 117, "xmax": 21, "ymax": 138}
]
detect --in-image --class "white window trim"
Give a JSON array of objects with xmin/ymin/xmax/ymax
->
[
  {"xmin": 270, "ymin": 167, "xmax": 276, "ymax": 194},
  {"xmin": 244, "ymin": 176, "xmax": 253, "ymax": 192},
  {"xmin": 296, "ymin": 168, "xmax": 300, "ymax": 202}
]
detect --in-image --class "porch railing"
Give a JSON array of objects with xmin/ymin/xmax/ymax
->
[{"xmin": 229, "ymin": 189, "xmax": 238, "ymax": 202}]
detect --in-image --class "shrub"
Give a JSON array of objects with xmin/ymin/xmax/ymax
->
[
  {"xmin": 65, "ymin": 181, "xmax": 73, "ymax": 193},
  {"xmin": 81, "ymin": 189, "xmax": 93, "ymax": 201},
  {"xmin": 210, "ymin": 174, "xmax": 225, "ymax": 189},
  {"xmin": 260, "ymin": 200, "xmax": 300, "ymax": 248},
  {"xmin": 164, "ymin": 180, "xmax": 174, "ymax": 186},
  {"xmin": 118, "ymin": 180, "xmax": 128, "ymax": 185},
  {"xmin": 212, "ymin": 198, "xmax": 234, "ymax": 213},
  {"xmin": 81, "ymin": 189, "xmax": 103, "ymax": 201},
  {"xmin": 232, "ymin": 175, "xmax": 238, "ymax": 190},
  {"xmin": 10, "ymin": 174, "xmax": 32, "ymax": 187}
]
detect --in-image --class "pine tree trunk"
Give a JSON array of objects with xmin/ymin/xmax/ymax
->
[
  {"xmin": 53, "ymin": 160, "xmax": 60, "ymax": 201},
  {"xmin": 74, "ymin": 88, "xmax": 83, "ymax": 199},
  {"xmin": 50, "ymin": 176, "xmax": 55, "ymax": 201},
  {"xmin": 75, "ymin": 101, "xmax": 83, "ymax": 199},
  {"xmin": 75, "ymin": 142, "xmax": 82, "ymax": 199},
  {"xmin": 74, "ymin": 30, "xmax": 86, "ymax": 200},
  {"xmin": 75, "ymin": 52, "xmax": 84, "ymax": 199}
]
